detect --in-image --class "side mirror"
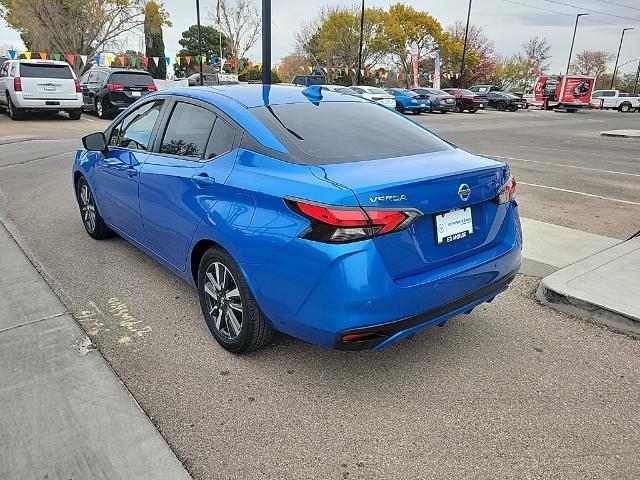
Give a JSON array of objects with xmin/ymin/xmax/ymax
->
[{"xmin": 82, "ymin": 132, "xmax": 108, "ymax": 154}]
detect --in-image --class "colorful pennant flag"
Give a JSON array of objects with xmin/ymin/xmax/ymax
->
[
  {"xmin": 117, "ymin": 56, "xmax": 125, "ymax": 66},
  {"xmin": 8, "ymin": 49, "xmax": 16, "ymax": 59},
  {"xmin": 151, "ymin": 57, "xmax": 158, "ymax": 66},
  {"xmin": 52, "ymin": 53, "xmax": 61, "ymax": 61},
  {"xmin": 79, "ymin": 55, "xmax": 87, "ymax": 65},
  {"xmin": 24, "ymin": 52, "xmax": 32, "ymax": 59},
  {"xmin": 142, "ymin": 56, "xmax": 149, "ymax": 68},
  {"xmin": 129, "ymin": 55, "xmax": 137, "ymax": 66},
  {"xmin": 39, "ymin": 52, "xmax": 47, "ymax": 60},
  {"xmin": 65, "ymin": 53, "xmax": 75, "ymax": 63},
  {"xmin": 94, "ymin": 55, "xmax": 101, "ymax": 65},
  {"xmin": 175, "ymin": 55, "xmax": 181, "ymax": 65},
  {"xmin": 185, "ymin": 56, "xmax": 192, "ymax": 65},
  {"xmin": 164, "ymin": 56, "xmax": 170, "ymax": 66}
]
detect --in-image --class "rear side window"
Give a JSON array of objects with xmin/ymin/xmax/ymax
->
[
  {"xmin": 110, "ymin": 100, "xmax": 164, "ymax": 151},
  {"xmin": 250, "ymin": 102, "xmax": 450, "ymax": 164},
  {"xmin": 160, "ymin": 102, "xmax": 216, "ymax": 159},
  {"xmin": 109, "ymin": 72, "xmax": 154, "ymax": 87},
  {"xmin": 19, "ymin": 63, "xmax": 73, "ymax": 79},
  {"xmin": 205, "ymin": 117, "xmax": 236, "ymax": 160}
]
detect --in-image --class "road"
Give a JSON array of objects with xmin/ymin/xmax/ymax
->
[{"xmin": 1, "ymin": 109, "xmax": 639, "ymax": 479}]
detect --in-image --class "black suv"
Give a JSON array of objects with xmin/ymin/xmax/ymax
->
[{"xmin": 79, "ymin": 67, "xmax": 157, "ymax": 118}]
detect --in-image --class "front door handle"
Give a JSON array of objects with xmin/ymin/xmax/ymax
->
[
  {"xmin": 126, "ymin": 167, "xmax": 138, "ymax": 178},
  {"xmin": 192, "ymin": 173, "xmax": 216, "ymax": 188}
]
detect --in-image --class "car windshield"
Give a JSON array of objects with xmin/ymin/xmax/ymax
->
[
  {"xmin": 250, "ymin": 101, "xmax": 451, "ymax": 165},
  {"xmin": 429, "ymin": 89, "xmax": 448, "ymax": 95},
  {"xmin": 20, "ymin": 63, "xmax": 73, "ymax": 79},
  {"xmin": 459, "ymin": 89, "xmax": 476, "ymax": 96},
  {"xmin": 110, "ymin": 72, "xmax": 154, "ymax": 87}
]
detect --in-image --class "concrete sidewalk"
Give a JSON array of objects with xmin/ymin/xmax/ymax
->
[
  {"xmin": 538, "ymin": 236, "xmax": 640, "ymax": 337},
  {"xmin": 519, "ymin": 218, "xmax": 621, "ymax": 277},
  {"xmin": 0, "ymin": 224, "xmax": 191, "ymax": 480}
]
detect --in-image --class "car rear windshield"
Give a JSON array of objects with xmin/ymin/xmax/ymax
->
[
  {"xmin": 19, "ymin": 63, "xmax": 73, "ymax": 79},
  {"xmin": 367, "ymin": 87, "xmax": 388, "ymax": 94},
  {"xmin": 459, "ymin": 89, "xmax": 476, "ymax": 95},
  {"xmin": 109, "ymin": 72, "xmax": 154, "ymax": 87},
  {"xmin": 250, "ymin": 102, "xmax": 451, "ymax": 164}
]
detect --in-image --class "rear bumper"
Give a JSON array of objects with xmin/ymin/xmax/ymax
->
[
  {"xmin": 244, "ymin": 203, "xmax": 522, "ymax": 350},
  {"xmin": 13, "ymin": 94, "xmax": 82, "ymax": 110},
  {"xmin": 435, "ymin": 103, "xmax": 456, "ymax": 111}
]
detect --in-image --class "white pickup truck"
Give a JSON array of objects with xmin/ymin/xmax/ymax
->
[{"xmin": 590, "ymin": 90, "xmax": 640, "ymax": 112}]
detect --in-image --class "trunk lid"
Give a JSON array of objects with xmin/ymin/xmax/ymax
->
[
  {"xmin": 18, "ymin": 62, "xmax": 77, "ymax": 100},
  {"xmin": 310, "ymin": 149, "xmax": 511, "ymax": 280}
]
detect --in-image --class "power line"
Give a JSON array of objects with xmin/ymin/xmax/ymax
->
[
  {"xmin": 501, "ymin": 0, "xmax": 626, "ymax": 27},
  {"xmin": 541, "ymin": 0, "xmax": 640, "ymax": 23},
  {"xmin": 592, "ymin": 0, "xmax": 640, "ymax": 13}
]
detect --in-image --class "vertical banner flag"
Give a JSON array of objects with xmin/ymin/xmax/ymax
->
[
  {"xmin": 410, "ymin": 42, "xmax": 419, "ymax": 88},
  {"xmin": 433, "ymin": 52, "xmax": 441, "ymax": 90}
]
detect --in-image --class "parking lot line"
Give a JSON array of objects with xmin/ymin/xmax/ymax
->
[
  {"xmin": 488, "ymin": 154, "xmax": 640, "ymax": 178},
  {"xmin": 518, "ymin": 181, "xmax": 640, "ymax": 206}
]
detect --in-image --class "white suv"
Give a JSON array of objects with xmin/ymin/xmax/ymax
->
[{"xmin": 0, "ymin": 59, "xmax": 83, "ymax": 120}]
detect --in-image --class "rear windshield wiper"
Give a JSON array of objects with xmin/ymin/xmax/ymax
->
[{"xmin": 265, "ymin": 105, "xmax": 304, "ymax": 141}]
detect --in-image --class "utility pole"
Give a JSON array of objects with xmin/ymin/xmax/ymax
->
[
  {"xmin": 356, "ymin": 0, "xmax": 365, "ymax": 85},
  {"xmin": 262, "ymin": 0, "xmax": 271, "ymax": 84},
  {"xmin": 196, "ymin": 0, "xmax": 204, "ymax": 85},
  {"xmin": 611, "ymin": 28, "xmax": 634, "ymax": 89},
  {"xmin": 566, "ymin": 13, "xmax": 588, "ymax": 75},
  {"xmin": 459, "ymin": 0, "xmax": 472, "ymax": 88}
]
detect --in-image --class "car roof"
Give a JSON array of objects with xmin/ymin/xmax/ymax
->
[
  {"xmin": 169, "ymin": 84, "xmax": 367, "ymax": 108},
  {"xmin": 14, "ymin": 60, "xmax": 71, "ymax": 66}
]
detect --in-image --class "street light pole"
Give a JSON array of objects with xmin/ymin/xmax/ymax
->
[
  {"xmin": 196, "ymin": 0, "xmax": 204, "ymax": 85},
  {"xmin": 566, "ymin": 13, "xmax": 588, "ymax": 75},
  {"xmin": 459, "ymin": 0, "xmax": 472, "ymax": 88},
  {"xmin": 356, "ymin": 0, "xmax": 365, "ymax": 85},
  {"xmin": 262, "ymin": 0, "xmax": 271, "ymax": 84},
  {"xmin": 611, "ymin": 28, "xmax": 634, "ymax": 89}
]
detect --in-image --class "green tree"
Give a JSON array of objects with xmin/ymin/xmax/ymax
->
[
  {"xmin": 144, "ymin": 1, "xmax": 171, "ymax": 79},
  {"xmin": 173, "ymin": 24, "xmax": 231, "ymax": 77},
  {"xmin": 570, "ymin": 50, "xmax": 613, "ymax": 78},
  {"xmin": 0, "ymin": 0, "xmax": 145, "ymax": 75},
  {"xmin": 385, "ymin": 3, "xmax": 447, "ymax": 87}
]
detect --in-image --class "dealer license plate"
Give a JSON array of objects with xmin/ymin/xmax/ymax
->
[
  {"xmin": 132, "ymin": 91, "xmax": 141, "ymax": 97},
  {"xmin": 44, "ymin": 84, "xmax": 55, "ymax": 91},
  {"xmin": 435, "ymin": 207, "xmax": 473, "ymax": 245},
  {"xmin": 479, "ymin": 103, "xmax": 484, "ymax": 107}
]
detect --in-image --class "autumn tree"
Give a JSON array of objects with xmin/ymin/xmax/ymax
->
[
  {"xmin": 315, "ymin": 6, "xmax": 389, "ymax": 85},
  {"xmin": 0, "ymin": 0, "xmax": 146, "ymax": 75},
  {"xmin": 514, "ymin": 36, "xmax": 551, "ymax": 89},
  {"xmin": 144, "ymin": 1, "xmax": 171, "ymax": 79},
  {"xmin": 443, "ymin": 22, "xmax": 495, "ymax": 86},
  {"xmin": 570, "ymin": 50, "xmax": 613, "ymax": 78},
  {"xmin": 384, "ymin": 3, "xmax": 447, "ymax": 86},
  {"xmin": 210, "ymin": 0, "xmax": 261, "ymax": 75}
]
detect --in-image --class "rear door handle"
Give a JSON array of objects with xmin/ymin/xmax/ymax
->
[{"xmin": 192, "ymin": 173, "xmax": 216, "ymax": 188}]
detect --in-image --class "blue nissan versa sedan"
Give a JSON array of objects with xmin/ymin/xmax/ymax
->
[{"xmin": 73, "ymin": 84, "xmax": 521, "ymax": 353}]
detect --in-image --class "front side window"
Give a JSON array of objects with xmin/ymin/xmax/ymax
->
[
  {"xmin": 160, "ymin": 102, "xmax": 216, "ymax": 159},
  {"xmin": 110, "ymin": 100, "xmax": 164, "ymax": 150},
  {"xmin": 250, "ymin": 101, "xmax": 450, "ymax": 165}
]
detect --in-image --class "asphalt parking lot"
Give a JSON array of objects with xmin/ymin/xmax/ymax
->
[{"xmin": 1, "ymin": 108, "xmax": 639, "ymax": 479}]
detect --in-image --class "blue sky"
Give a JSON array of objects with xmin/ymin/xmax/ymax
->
[{"xmin": 1, "ymin": 0, "xmax": 639, "ymax": 75}]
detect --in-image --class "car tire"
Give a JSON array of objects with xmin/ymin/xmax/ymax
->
[
  {"xmin": 68, "ymin": 109, "xmax": 82, "ymax": 120},
  {"xmin": 508, "ymin": 105, "xmax": 518, "ymax": 112},
  {"xmin": 468, "ymin": 107, "xmax": 478, "ymax": 113},
  {"xmin": 95, "ymin": 98, "xmax": 109, "ymax": 119},
  {"xmin": 441, "ymin": 109, "xmax": 448, "ymax": 114},
  {"xmin": 198, "ymin": 247, "xmax": 274, "ymax": 353},
  {"xmin": 7, "ymin": 94, "xmax": 24, "ymax": 120},
  {"xmin": 454, "ymin": 102, "xmax": 464, "ymax": 113},
  {"xmin": 76, "ymin": 176, "xmax": 113, "ymax": 240},
  {"xmin": 619, "ymin": 102, "xmax": 632, "ymax": 113},
  {"xmin": 396, "ymin": 102, "xmax": 405, "ymax": 114},
  {"xmin": 496, "ymin": 101, "xmax": 507, "ymax": 111}
]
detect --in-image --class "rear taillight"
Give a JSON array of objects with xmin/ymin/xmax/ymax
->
[
  {"xmin": 74, "ymin": 79, "xmax": 81, "ymax": 93},
  {"xmin": 286, "ymin": 199, "xmax": 420, "ymax": 243},
  {"xmin": 13, "ymin": 77, "xmax": 22, "ymax": 92},
  {"xmin": 107, "ymin": 83, "xmax": 124, "ymax": 91},
  {"xmin": 147, "ymin": 85, "xmax": 158, "ymax": 91},
  {"xmin": 496, "ymin": 175, "xmax": 516, "ymax": 204}
]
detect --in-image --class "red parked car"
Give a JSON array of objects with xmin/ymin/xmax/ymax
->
[{"xmin": 442, "ymin": 88, "xmax": 488, "ymax": 113}]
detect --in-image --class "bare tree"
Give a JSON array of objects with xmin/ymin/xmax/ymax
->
[
  {"xmin": 210, "ymin": 0, "xmax": 261, "ymax": 74},
  {"xmin": 570, "ymin": 50, "xmax": 614, "ymax": 78},
  {"xmin": 0, "ymin": 0, "xmax": 146, "ymax": 75}
]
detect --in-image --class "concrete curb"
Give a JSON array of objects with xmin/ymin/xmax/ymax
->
[
  {"xmin": 536, "ymin": 237, "xmax": 640, "ymax": 337},
  {"xmin": 600, "ymin": 129, "xmax": 640, "ymax": 139}
]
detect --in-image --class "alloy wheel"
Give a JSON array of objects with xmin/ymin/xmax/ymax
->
[
  {"xmin": 96, "ymin": 100, "xmax": 103, "ymax": 118},
  {"xmin": 203, "ymin": 262, "xmax": 243, "ymax": 340},
  {"xmin": 79, "ymin": 184, "xmax": 97, "ymax": 233}
]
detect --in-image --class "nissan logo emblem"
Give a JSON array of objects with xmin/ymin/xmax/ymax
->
[{"xmin": 458, "ymin": 184, "xmax": 471, "ymax": 202}]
